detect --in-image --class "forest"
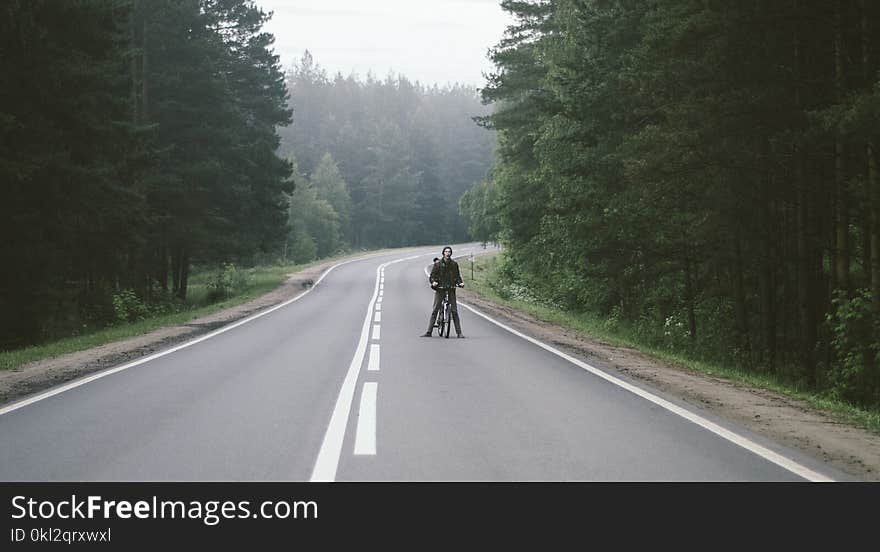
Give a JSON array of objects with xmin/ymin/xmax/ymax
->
[
  {"xmin": 6, "ymin": 0, "xmax": 878, "ymax": 414},
  {"xmin": 460, "ymin": 0, "xmax": 880, "ymax": 408},
  {"xmin": 1, "ymin": 0, "xmax": 297, "ymax": 350},
  {"xmin": 278, "ymin": 52, "xmax": 494, "ymax": 256},
  {"xmin": 0, "ymin": 1, "xmax": 496, "ymax": 351}
]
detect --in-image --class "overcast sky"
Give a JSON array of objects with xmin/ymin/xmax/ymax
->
[{"xmin": 253, "ymin": 0, "xmax": 512, "ymax": 87}]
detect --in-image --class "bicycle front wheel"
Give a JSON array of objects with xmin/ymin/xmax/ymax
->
[{"xmin": 443, "ymin": 304, "xmax": 451, "ymax": 338}]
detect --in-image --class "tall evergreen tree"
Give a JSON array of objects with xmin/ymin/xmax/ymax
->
[
  {"xmin": 468, "ymin": 0, "xmax": 880, "ymax": 407},
  {"xmin": 1, "ymin": 0, "xmax": 293, "ymax": 348}
]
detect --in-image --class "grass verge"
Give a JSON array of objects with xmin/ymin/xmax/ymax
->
[
  {"xmin": 0, "ymin": 248, "xmax": 395, "ymax": 373},
  {"xmin": 466, "ymin": 252, "xmax": 880, "ymax": 435}
]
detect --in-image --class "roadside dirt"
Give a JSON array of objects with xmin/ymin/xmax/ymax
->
[
  {"xmin": 458, "ymin": 288, "xmax": 880, "ymax": 481},
  {"xmin": 0, "ymin": 259, "xmax": 341, "ymax": 407}
]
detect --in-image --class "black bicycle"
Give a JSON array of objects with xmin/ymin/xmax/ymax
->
[{"xmin": 433, "ymin": 284, "xmax": 462, "ymax": 338}]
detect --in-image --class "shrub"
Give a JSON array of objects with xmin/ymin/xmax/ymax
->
[
  {"xmin": 112, "ymin": 289, "xmax": 150, "ymax": 323},
  {"xmin": 826, "ymin": 288, "xmax": 880, "ymax": 406},
  {"xmin": 206, "ymin": 263, "xmax": 249, "ymax": 302}
]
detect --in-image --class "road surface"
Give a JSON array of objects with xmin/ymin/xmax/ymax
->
[{"xmin": 0, "ymin": 244, "xmax": 850, "ymax": 481}]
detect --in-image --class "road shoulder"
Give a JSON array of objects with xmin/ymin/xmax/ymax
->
[
  {"xmin": 0, "ymin": 258, "xmax": 347, "ymax": 407},
  {"xmin": 459, "ymin": 288, "xmax": 880, "ymax": 482}
]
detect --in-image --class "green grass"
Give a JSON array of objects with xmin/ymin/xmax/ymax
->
[
  {"xmin": 466, "ymin": 252, "xmax": 880, "ymax": 435},
  {"xmin": 0, "ymin": 247, "xmax": 401, "ymax": 373}
]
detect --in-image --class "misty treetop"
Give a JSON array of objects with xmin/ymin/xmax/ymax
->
[
  {"xmin": 278, "ymin": 51, "xmax": 496, "ymax": 251},
  {"xmin": 463, "ymin": 0, "xmax": 880, "ymax": 408},
  {"xmin": 1, "ymin": 0, "xmax": 292, "ymax": 349}
]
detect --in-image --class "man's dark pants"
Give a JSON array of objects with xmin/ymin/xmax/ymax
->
[{"xmin": 426, "ymin": 288, "xmax": 461, "ymax": 335}]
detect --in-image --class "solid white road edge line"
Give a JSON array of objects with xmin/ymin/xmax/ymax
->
[
  {"xmin": 0, "ymin": 250, "xmax": 397, "ymax": 418},
  {"xmin": 457, "ymin": 300, "xmax": 835, "ymax": 483},
  {"xmin": 311, "ymin": 253, "xmax": 424, "ymax": 481},
  {"xmin": 353, "ymin": 383, "xmax": 378, "ymax": 455}
]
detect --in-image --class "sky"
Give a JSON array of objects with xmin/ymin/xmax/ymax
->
[{"xmin": 253, "ymin": 0, "xmax": 513, "ymax": 88}]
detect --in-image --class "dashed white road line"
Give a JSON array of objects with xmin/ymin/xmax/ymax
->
[
  {"xmin": 311, "ymin": 253, "xmax": 425, "ymax": 482},
  {"xmin": 353, "ymin": 383, "xmax": 378, "ymax": 455},
  {"xmin": 374, "ymin": 311, "xmax": 382, "ymax": 323},
  {"xmin": 368, "ymin": 345, "xmax": 380, "ymax": 372},
  {"xmin": 375, "ymin": 303, "xmax": 382, "ymax": 311},
  {"xmin": 371, "ymin": 325, "xmax": 381, "ymax": 340}
]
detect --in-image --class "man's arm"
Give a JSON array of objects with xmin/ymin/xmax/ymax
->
[
  {"xmin": 429, "ymin": 262, "xmax": 439, "ymax": 286},
  {"xmin": 453, "ymin": 261, "xmax": 463, "ymax": 286}
]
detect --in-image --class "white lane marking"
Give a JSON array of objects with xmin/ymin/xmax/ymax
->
[
  {"xmin": 374, "ymin": 311, "xmax": 382, "ymax": 323},
  {"xmin": 0, "ymin": 250, "xmax": 396, "ymax": 418},
  {"xmin": 375, "ymin": 303, "xmax": 382, "ymax": 311},
  {"xmin": 377, "ymin": 297, "xmax": 383, "ymax": 304},
  {"xmin": 381, "ymin": 277, "xmax": 385, "ymax": 284},
  {"xmin": 311, "ymin": 253, "xmax": 425, "ymax": 481},
  {"xmin": 379, "ymin": 290, "xmax": 383, "ymax": 297},
  {"xmin": 372, "ymin": 325, "xmax": 381, "ymax": 340},
  {"xmin": 380, "ymin": 283, "xmax": 384, "ymax": 290},
  {"xmin": 458, "ymin": 301, "xmax": 835, "ymax": 483},
  {"xmin": 367, "ymin": 345, "xmax": 380, "ymax": 371},
  {"xmin": 353, "ymin": 383, "xmax": 378, "ymax": 455}
]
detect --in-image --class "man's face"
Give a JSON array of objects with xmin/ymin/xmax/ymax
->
[{"xmin": 442, "ymin": 249, "xmax": 452, "ymax": 258}]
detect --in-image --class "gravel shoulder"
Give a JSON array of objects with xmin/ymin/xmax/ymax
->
[{"xmin": 458, "ymin": 288, "xmax": 880, "ymax": 482}]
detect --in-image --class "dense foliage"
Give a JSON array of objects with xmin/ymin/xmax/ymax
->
[
  {"xmin": 464, "ymin": 0, "xmax": 880, "ymax": 407},
  {"xmin": 278, "ymin": 52, "xmax": 496, "ymax": 251},
  {"xmin": 0, "ymin": 0, "xmax": 292, "ymax": 349}
]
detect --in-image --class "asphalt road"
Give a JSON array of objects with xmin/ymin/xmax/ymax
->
[{"xmin": 0, "ymin": 244, "xmax": 851, "ymax": 481}]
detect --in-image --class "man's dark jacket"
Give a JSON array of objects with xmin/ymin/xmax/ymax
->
[{"xmin": 429, "ymin": 257, "xmax": 463, "ymax": 288}]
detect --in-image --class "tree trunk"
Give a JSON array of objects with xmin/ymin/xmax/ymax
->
[
  {"xmin": 171, "ymin": 247, "xmax": 181, "ymax": 294},
  {"xmin": 157, "ymin": 244, "xmax": 168, "ymax": 292},
  {"xmin": 793, "ymin": 10, "xmax": 817, "ymax": 383},
  {"xmin": 800, "ymin": 234, "xmax": 820, "ymax": 388},
  {"xmin": 130, "ymin": 0, "xmax": 139, "ymax": 124},
  {"xmin": 177, "ymin": 249, "xmax": 189, "ymax": 301},
  {"xmin": 683, "ymin": 259, "xmax": 696, "ymax": 342},
  {"xmin": 760, "ymin": 137, "xmax": 777, "ymax": 371},
  {"xmin": 760, "ymin": 234, "xmax": 775, "ymax": 371},
  {"xmin": 141, "ymin": 8, "xmax": 148, "ymax": 122},
  {"xmin": 862, "ymin": 0, "xmax": 880, "ymax": 312},
  {"xmin": 870, "ymin": 142, "xmax": 880, "ymax": 313},
  {"xmin": 734, "ymin": 239, "xmax": 750, "ymax": 364},
  {"xmin": 834, "ymin": 0, "xmax": 849, "ymax": 293}
]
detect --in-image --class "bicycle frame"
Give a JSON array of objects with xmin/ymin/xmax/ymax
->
[{"xmin": 434, "ymin": 286, "xmax": 455, "ymax": 338}]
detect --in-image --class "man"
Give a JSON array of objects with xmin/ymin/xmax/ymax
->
[{"xmin": 421, "ymin": 246, "xmax": 465, "ymax": 338}]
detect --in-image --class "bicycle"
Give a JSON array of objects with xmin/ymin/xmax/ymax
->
[{"xmin": 433, "ymin": 284, "xmax": 462, "ymax": 338}]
